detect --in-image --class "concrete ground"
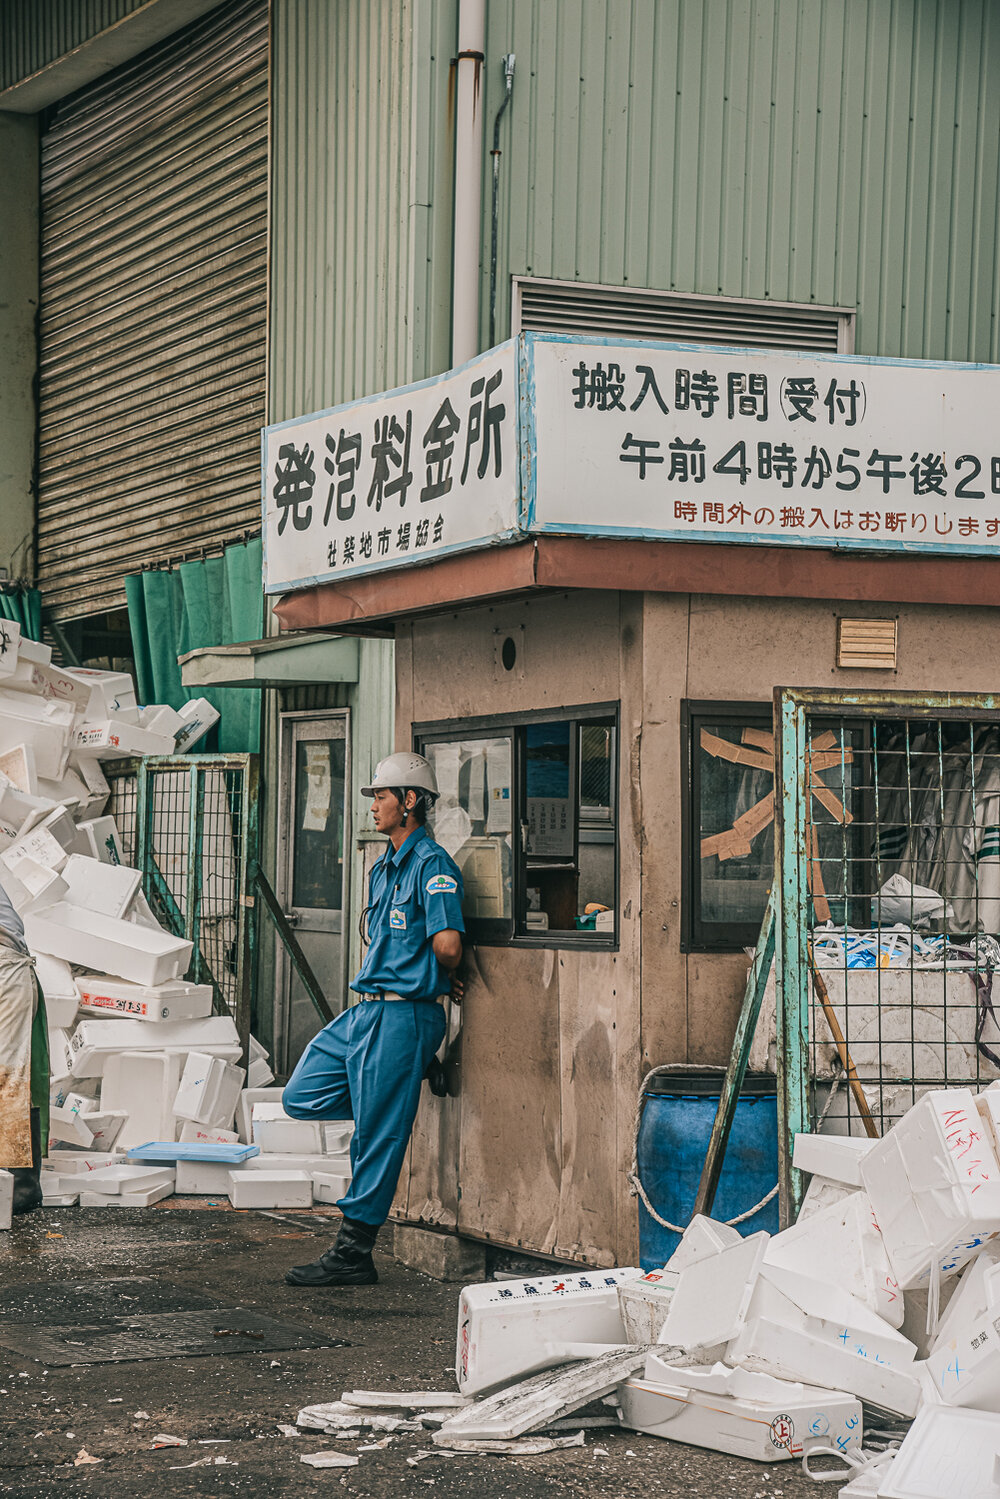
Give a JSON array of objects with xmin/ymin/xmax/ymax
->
[{"xmin": 0, "ymin": 1203, "xmax": 846, "ymax": 1498}]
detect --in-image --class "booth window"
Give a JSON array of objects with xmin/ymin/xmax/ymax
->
[
  {"xmin": 683, "ymin": 703, "xmax": 861, "ymax": 951},
  {"xmin": 418, "ymin": 707, "xmax": 618, "ymax": 946}
]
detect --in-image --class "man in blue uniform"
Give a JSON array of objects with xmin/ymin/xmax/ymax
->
[{"xmin": 283, "ymin": 751, "xmax": 464, "ymax": 1287}]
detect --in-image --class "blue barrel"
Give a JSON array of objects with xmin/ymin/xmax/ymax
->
[{"xmin": 636, "ymin": 1070, "xmax": 779, "ymax": 1270}]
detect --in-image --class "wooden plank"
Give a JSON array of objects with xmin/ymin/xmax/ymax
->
[
  {"xmin": 810, "ymin": 780, "xmax": 853, "ymax": 824},
  {"xmin": 434, "ymin": 1347, "xmax": 656, "ymax": 1441},
  {"xmin": 700, "ymin": 829, "xmax": 754, "ymax": 861},
  {"xmin": 699, "ymin": 729, "xmax": 774, "ymax": 772},
  {"xmin": 732, "ymin": 790, "xmax": 775, "ymax": 841},
  {"xmin": 741, "ymin": 727, "xmax": 774, "ymax": 751}
]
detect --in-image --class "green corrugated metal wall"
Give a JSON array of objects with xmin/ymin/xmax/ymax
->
[{"xmin": 477, "ymin": 0, "xmax": 1000, "ymax": 362}]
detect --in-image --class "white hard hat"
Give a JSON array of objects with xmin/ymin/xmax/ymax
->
[{"xmin": 361, "ymin": 751, "xmax": 439, "ymax": 799}]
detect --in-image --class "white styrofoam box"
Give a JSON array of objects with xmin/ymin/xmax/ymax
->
[
  {"xmin": 72, "ymin": 721, "xmax": 175, "ymax": 760},
  {"xmin": 228, "ymin": 1170, "xmax": 312, "ymax": 1209},
  {"xmin": 38, "ymin": 767, "xmax": 105, "ymax": 823},
  {"xmin": 765, "ymin": 1191, "xmax": 902, "ymax": 1328},
  {"xmin": 173, "ymin": 1053, "xmax": 245, "ymax": 1128},
  {"xmin": 49, "ymin": 1106, "xmax": 94, "ymax": 1147},
  {"xmin": 60, "ymin": 855, "xmax": 141, "ymax": 919},
  {"xmin": 730, "ymin": 1262, "xmax": 918, "ymax": 1370},
  {"xmin": 34, "ymin": 950, "xmax": 78, "ymax": 1013},
  {"xmin": 323, "ymin": 1122, "xmax": 355, "ymax": 1155},
  {"xmin": 75, "ymin": 975, "xmax": 213, "ymax": 1023},
  {"xmin": 79, "ymin": 1182, "xmax": 174, "ymax": 1208},
  {"xmin": 796, "ymin": 1175, "xmax": 862, "ymax": 1223},
  {"xmin": 792, "ymin": 1133, "xmax": 876, "ymax": 1189},
  {"xmin": 924, "ymin": 1278, "xmax": 1000, "ymax": 1411},
  {"xmin": 79, "ymin": 1164, "xmax": 175, "ymax": 1196},
  {"xmin": 65, "ymin": 668, "xmax": 137, "ymax": 723},
  {"xmin": 138, "ymin": 705, "xmax": 186, "ymax": 737},
  {"xmin": 11, "ymin": 636, "xmax": 50, "ymax": 668},
  {"xmin": 176, "ymin": 1158, "xmax": 250, "ymax": 1195},
  {"xmin": 63, "ymin": 1091, "xmax": 98, "ymax": 1117},
  {"xmin": 456, "ymin": 1266, "xmax": 644, "ymax": 1396},
  {"xmin": 49, "ymin": 1075, "xmax": 72, "ymax": 1109},
  {"xmin": 252, "ymin": 1109, "xmax": 324, "ymax": 1155},
  {"xmin": 82, "ymin": 1111, "xmax": 128, "ymax": 1151},
  {"xmin": 975, "ymin": 1085, "xmax": 1000, "ymax": 1164},
  {"xmin": 0, "ymin": 619, "xmax": 22, "ymax": 679},
  {"xmin": 100, "ymin": 1051, "xmax": 186, "ymax": 1147},
  {"xmin": 238, "ymin": 1087, "xmax": 286, "ymax": 1143},
  {"xmin": 247, "ymin": 1055, "xmax": 275, "ymax": 1089},
  {"xmin": 70, "ymin": 1016, "xmax": 239, "ymax": 1078},
  {"xmin": 730, "ymin": 1313, "xmax": 921, "ymax": 1419},
  {"xmin": 312, "ymin": 1172, "xmax": 352, "ymax": 1205},
  {"xmin": 927, "ymin": 1244, "xmax": 1000, "ymax": 1359},
  {"xmin": 0, "ymin": 694, "xmax": 76, "ymax": 780},
  {"xmin": 173, "ymin": 698, "xmax": 220, "ymax": 753},
  {"xmin": 619, "ymin": 1357, "xmax": 863, "ymax": 1463},
  {"xmin": 876, "ymin": 1405, "xmax": 1000, "ymax": 1499},
  {"xmin": 72, "ymin": 756, "xmax": 110, "ymax": 817},
  {"xmin": 178, "ymin": 1122, "xmax": 239, "ymax": 1146},
  {"xmin": 48, "ymin": 1026, "xmax": 74, "ymax": 1078},
  {"xmin": 41, "ymin": 1176, "xmax": 78, "ymax": 1207},
  {"xmin": 74, "ymin": 815, "xmax": 124, "ymax": 866},
  {"xmin": 0, "ymin": 782, "xmax": 53, "ymax": 849},
  {"xmin": 1, "ymin": 820, "xmax": 72, "ymax": 879},
  {"xmin": 42, "ymin": 1151, "xmax": 123, "ymax": 1173},
  {"xmin": 617, "ymin": 1270, "xmax": 679, "ymax": 1345},
  {"xmin": 0, "ymin": 742, "xmax": 38, "ymax": 795},
  {"xmin": 664, "ymin": 1214, "xmax": 743, "ymax": 1273},
  {"xmin": 661, "ymin": 1233, "xmax": 769, "ymax": 1354},
  {"xmin": 25, "ymin": 903, "xmax": 193, "ymax": 988},
  {"xmin": 5, "ymin": 662, "xmax": 92, "ymax": 709},
  {"xmin": 248, "ymin": 1034, "xmax": 268, "ymax": 1063},
  {"xmin": 0, "ymin": 1170, "xmax": 12, "ymax": 1230},
  {"xmin": 246, "ymin": 1154, "xmax": 334, "ymax": 1173},
  {"xmin": 860, "ymin": 1089, "xmax": 1000, "ymax": 1290},
  {"xmin": 2, "ymin": 857, "xmax": 68, "ymax": 914}
]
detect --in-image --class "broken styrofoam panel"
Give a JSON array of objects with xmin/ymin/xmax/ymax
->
[
  {"xmin": 173, "ymin": 698, "xmax": 220, "ymax": 754},
  {"xmin": 731, "ymin": 1263, "xmax": 918, "ymax": 1370},
  {"xmin": 860, "ymin": 1089, "xmax": 1000, "ymax": 1291},
  {"xmin": 227, "ymin": 1170, "xmax": 312, "ymax": 1210},
  {"xmin": 60, "ymin": 856, "xmax": 141, "ymax": 920},
  {"xmin": 765, "ymin": 1192, "xmax": 903, "ymax": 1328},
  {"xmin": 50, "ymin": 1106, "xmax": 95, "ymax": 1148},
  {"xmin": 618, "ymin": 1359, "xmax": 863, "ymax": 1463},
  {"xmin": 173, "ymin": 1053, "xmax": 245, "ymax": 1128},
  {"xmin": 0, "ymin": 1170, "xmax": 12, "ymax": 1230},
  {"xmin": 75, "ymin": 975, "xmax": 213, "ymax": 1023},
  {"xmin": 900, "ymin": 1277, "xmax": 963, "ymax": 1362},
  {"xmin": 78, "ymin": 1164, "xmax": 175, "ymax": 1196},
  {"xmin": 74, "ymin": 815, "xmax": 124, "ymax": 867},
  {"xmin": 137, "ymin": 705, "xmax": 185, "ymax": 738},
  {"xmin": 178, "ymin": 1122, "xmax": 239, "ymax": 1146},
  {"xmin": 79, "ymin": 1181, "xmax": 174, "ymax": 1208},
  {"xmin": 924, "ymin": 1244, "xmax": 1000, "ymax": 1363},
  {"xmin": 440, "ymin": 1345, "xmax": 651, "ymax": 1442},
  {"xmin": 246, "ymin": 1055, "xmax": 275, "ymax": 1089},
  {"xmin": 793, "ymin": 1133, "xmax": 876, "ymax": 1189},
  {"xmin": 73, "ymin": 721, "xmax": 175, "ymax": 761},
  {"xmin": 252, "ymin": 1109, "xmax": 323, "ymax": 1155},
  {"xmin": 313, "ymin": 1172, "xmax": 352, "ymax": 1205},
  {"xmin": 41, "ymin": 1177, "xmax": 78, "ymax": 1207},
  {"xmin": 323, "ymin": 1121, "xmax": 355, "ymax": 1154},
  {"xmin": 797, "ymin": 1175, "xmax": 863, "ymax": 1224},
  {"xmin": 923, "ymin": 1280, "xmax": 1000, "ymax": 1411},
  {"xmin": 341, "ymin": 1392, "xmax": 471, "ymax": 1411},
  {"xmin": 100, "ymin": 1051, "xmax": 186, "ymax": 1149},
  {"xmin": 70, "ymin": 1016, "xmax": 239, "ymax": 1078},
  {"xmin": 72, "ymin": 757, "xmax": 110, "ymax": 819},
  {"xmin": 456, "ymin": 1266, "xmax": 644, "ymax": 1397},
  {"xmin": 731, "ymin": 1313, "xmax": 921, "ymax": 1419},
  {"xmin": 617, "ymin": 1271, "xmax": 679, "ymax": 1345},
  {"xmin": 0, "ymin": 743, "xmax": 38, "ymax": 796},
  {"xmin": 664, "ymin": 1215, "xmax": 743, "ymax": 1273},
  {"xmin": 25, "ymin": 903, "xmax": 193, "ymax": 989},
  {"xmin": 79, "ymin": 1112, "xmax": 128, "ymax": 1152},
  {"xmin": 297, "ymin": 1402, "xmax": 422, "ymax": 1433},
  {"xmin": 661, "ymin": 1232, "xmax": 770, "ymax": 1354},
  {"xmin": 174, "ymin": 1158, "xmax": 249, "ymax": 1195},
  {"xmin": 0, "ymin": 695, "xmax": 76, "ymax": 781}
]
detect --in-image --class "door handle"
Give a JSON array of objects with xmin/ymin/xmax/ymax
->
[{"xmin": 283, "ymin": 912, "xmax": 301, "ymax": 928}]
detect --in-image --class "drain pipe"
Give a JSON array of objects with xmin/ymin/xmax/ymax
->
[
  {"xmin": 452, "ymin": 0, "xmax": 486, "ymax": 367},
  {"xmin": 488, "ymin": 53, "xmax": 515, "ymax": 349}
]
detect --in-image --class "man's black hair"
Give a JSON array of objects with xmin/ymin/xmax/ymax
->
[{"xmin": 389, "ymin": 785, "xmax": 429, "ymax": 826}]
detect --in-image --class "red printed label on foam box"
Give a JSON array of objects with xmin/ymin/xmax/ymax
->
[{"xmin": 78, "ymin": 991, "xmax": 150, "ymax": 1018}]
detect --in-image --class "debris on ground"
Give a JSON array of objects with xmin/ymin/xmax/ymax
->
[{"xmin": 300, "ymin": 1450, "xmax": 359, "ymax": 1468}]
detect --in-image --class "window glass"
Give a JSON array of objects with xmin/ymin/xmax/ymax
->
[
  {"xmin": 292, "ymin": 738, "xmax": 345, "ymax": 909},
  {"xmin": 424, "ymin": 737, "xmax": 513, "ymax": 927}
]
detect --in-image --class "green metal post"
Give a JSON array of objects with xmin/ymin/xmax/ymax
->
[
  {"xmin": 774, "ymin": 689, "xmax": 811, "ymax": 1226},
  {"xmin": 238, "ymin": 756, "xmax": 260, "ymax": 1065}
]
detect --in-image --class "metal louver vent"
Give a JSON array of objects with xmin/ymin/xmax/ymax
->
[
  {"xmin": 35, "ymin": 0, "xmax": 268, "ymax": 622},
  {"xmin": 512, "ymin": 277, "xmax": 854, "ymax": 354},
  {"xmin": 837, "ymin": 618, "xmax": 898, "ymax": 670}
]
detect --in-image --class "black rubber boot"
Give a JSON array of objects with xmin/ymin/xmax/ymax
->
[
  {"xmin": 285, "ymin": 1215, "xmax": 379, "ymax": 1286},
  {"xmin": 11, "ymin": 1108, "xmax": 43, "ymax": 1217}
]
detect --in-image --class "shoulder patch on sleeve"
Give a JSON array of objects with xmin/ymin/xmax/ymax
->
[{"xmin": 426, "ymin": 873, "xmax": 458, "ymax": 895}]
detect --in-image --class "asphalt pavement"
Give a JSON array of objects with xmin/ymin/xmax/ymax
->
[{"xmin": 0, "ymin": 1202, "xmax": 842, "ymax": 1498}]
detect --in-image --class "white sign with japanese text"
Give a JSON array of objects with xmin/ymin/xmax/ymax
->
[
  {"xmin": 263, "ymin": 343, "xmax": 519, "ymax": 593},
  {"xmin": 528, "ymin": 337, "xmax": 1000, "ymax": 555}
]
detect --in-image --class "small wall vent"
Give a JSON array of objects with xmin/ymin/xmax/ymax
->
[{"xmin": 836, "ymin": 618, "xmax": 898, "ymax": 670}]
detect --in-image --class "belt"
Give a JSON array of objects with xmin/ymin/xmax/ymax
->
[{"xmin": 357, "ymin": 991, "xmax": 445, "ymax": 1004}]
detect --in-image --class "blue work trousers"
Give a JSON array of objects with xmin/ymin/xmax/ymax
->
[{"xmin": 282, "ymin": 998, "xmax": 446, "ymax": 1228}]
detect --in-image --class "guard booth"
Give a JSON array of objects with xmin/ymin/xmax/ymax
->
[{"xmin": 265, "ymin": 334, "xmax": 1000, "ymax": 1268}]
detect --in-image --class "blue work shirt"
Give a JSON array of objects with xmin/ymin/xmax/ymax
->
[{"xmin": 352, "ymin": 826, "xmax": 465, "ymax": 1001}]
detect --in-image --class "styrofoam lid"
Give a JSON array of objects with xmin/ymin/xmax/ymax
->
[
  {"xmin": 878, "ymin": 1404, "xmax": 1000, "ymax": 1497},
  {"xmin": 661, "ymin": 1232, "xmax": 769, "ymax": 1352}
]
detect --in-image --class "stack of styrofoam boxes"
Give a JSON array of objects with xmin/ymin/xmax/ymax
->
[{"xmin": 219, "ymin": 1099, "xmax": 354, "ymax": 1210}]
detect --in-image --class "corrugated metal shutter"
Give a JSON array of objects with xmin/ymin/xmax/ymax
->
[
  {"xmin": 512, "ymin": 277, "xmax": 854, "ymax": 354},
  {"xmin": 36, "ymin": 0, "xmax": 268, "ymax": 622}
]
